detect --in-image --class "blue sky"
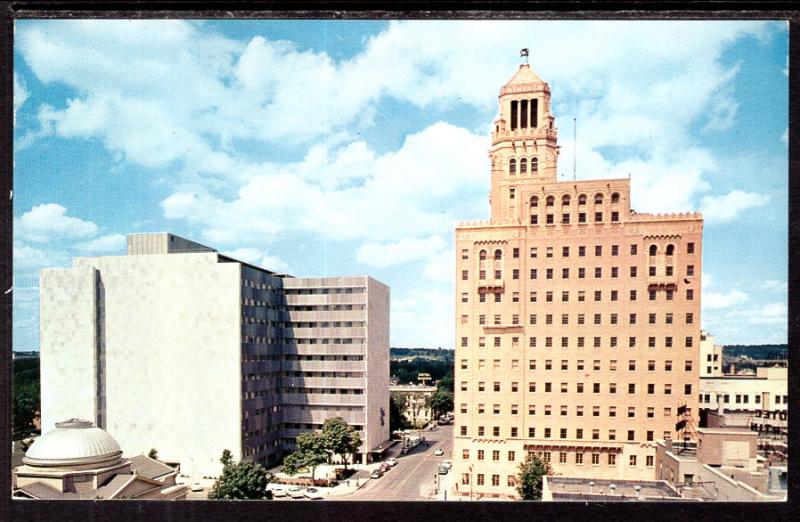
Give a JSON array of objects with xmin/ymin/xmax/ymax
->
[{"xmin": 13, "ymin": 20, "xmax": 788, "ymax": 350}]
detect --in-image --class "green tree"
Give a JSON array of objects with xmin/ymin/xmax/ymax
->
[
  {"xmin": 389, "ymin": 395, "xmax": 409, "ymax": 432},
  {"xmin": 437, "ymin": 370, "xmax": 454, "ymax": 393},
  {"xmin": 148, "ymin": 448, "xmax": 158, "ymax": 460},
  {"xmin": 515, "ymin": 452, "xmax": 553, "ymax": 500},
  {"xmin": 321, "ymin": 417, "xmax": 362, "ymax": 469},
  {"xmin": 282, "ymin": 432, "xmax": 328, "ymax": 480},
  {"xmin": 208, "ymin": 450, "xmax": 273, "ymax": 500},
  {"xmin": 220, "ymin": 449, "xmax": 234, "ymax": 467},
  {"xmin": 13, "ymin": 383, "xmax": 39, "ymax": 439},
  {"xmin": 429, "ymin": 389, "xmax": 453, "ymax": 419}
]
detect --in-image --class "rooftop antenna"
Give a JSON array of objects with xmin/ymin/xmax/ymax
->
[
  {"xmin": 573, "ymin": 117, "xmax": 577, "ymax": 181},
  {"xmin": 520, "ymin": 48, "xmax": 529, "ymax": 64}
]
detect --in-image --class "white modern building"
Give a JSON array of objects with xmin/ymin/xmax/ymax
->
[{"xmin": 40, "ymin": 232, "xmax": 390, "ymax": 479}]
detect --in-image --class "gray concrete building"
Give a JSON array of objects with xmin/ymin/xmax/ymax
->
[{"xmin": 40, "ymin": 233, "xmax": 390, "ymax": 479}]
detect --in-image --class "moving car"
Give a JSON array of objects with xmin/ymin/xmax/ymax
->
[
  {"xmin": 438, "ymin": 463, "xmax": 449, "ymax": 475},
  {"xmin": 385, "ymin": 458, "xmax": 398, "ymax": 467},
  {"xmin": 287, "ymin": 486, "xmax": 306, "ymax": 499},
  {"xmin": 379, "ymin": 463, "xmax": 391, "ymax": 473},
  {"xmin": 434, "ymin": 448, "xmax": 444, "ymax": 456},
  {"xmin": 304, "ymin": 487, "xmax": 323, "ymax": 500},
  {"xmin": 190, "ymin": 482, "xmax": 203, "ymax": 492},
  {"xmin": 370, "ymin": 469, "xmax": 383, "ymax": 479},
  {"xmin": 443, "ymin": 460, "xmax": 452, "ymax": 469}
]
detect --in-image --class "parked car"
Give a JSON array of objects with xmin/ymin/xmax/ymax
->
[
  {"xmin": 304, "ymin": 487, "xmax": 323, "ymax": 500},
  {"xmin": 370, "ymin": 469, "xmax": 383, "ymax": 479},
  {"xmin": 379, "ymin": 463, "xmax": 391, "ymax": 473},
  {"xmin": 438, "ymin": 463, "xmax": 449, "ymax": 475},
  {"xmin": 268, "ymin": 485, "xmax": 287, "ymax": 498},
  {"xmin": 287, "ymin": 486, "xmax": 306, "ymax": 499},
  {"xmin": 190, "ymin": 482, "xmax": 203, "ymax": 492},
  {"xmin": 434, "ymin": 448, "xmax": 444, "ymax": 456},
  {"xmin": 386, "ymin": 458, "xmax": 398, "ymax": 467}
]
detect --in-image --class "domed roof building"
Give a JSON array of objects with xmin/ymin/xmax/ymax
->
[{"xmin": 13, "ymin": 419, "xmax": 186, "ymax": 500}]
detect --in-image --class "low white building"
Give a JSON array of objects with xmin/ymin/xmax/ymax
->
[
  {"xmin": 698, "ymin": 367, "xmax": 788, "ymax": 413},
  {"xmin": 40, "ymin": 233, "xmax": 390, "ymax": 479}
]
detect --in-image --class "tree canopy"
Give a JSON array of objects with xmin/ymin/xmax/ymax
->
[
  {"xmin": 429, "ymin": 389, "xmax": 453, "ymax": 418},
  {"xmin": 389, "ymin": 395, "xmax": 410, "ymax": 432},
  {"xmin": 282, "ymin": 432, "xmax": 329, "ymax": 480},
  {"xmin": 208, "ymin": 449, "xmax": 273, "ymax": 500},
  {"xmin": 13, "ymin": 358, "xmax": 40, "ymax": 440},
  {"xmin": 515, "ymin": 452, "xmax": 553, "ymax": 500},
  {"xmin": 321, "ymin": 417, "xmax": 362, "ymax": 469}
]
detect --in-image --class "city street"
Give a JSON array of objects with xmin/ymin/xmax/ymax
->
[{"xmin": 336, "ymin": 424, "xmax": 453, "ymax": 501}]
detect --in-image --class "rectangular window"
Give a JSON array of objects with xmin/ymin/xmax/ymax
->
[
  {"xmin": 513, "ymin": 269, "xmax": 519, "ymax": 279},
  {"xmin": 530, "ymin": 291, "xmax": 537, "ymax": 303},
  {"xmin": 529, "ymin": 337, "xmax": 536, "ymax": 348},
  {"xmin": 648, "ymin": 337, "xmax": 656, "ymax": 348},
  {"xmin": 686, "ymin": 313, "xmax": 694, "ymax": 324},
  {"xmin": 461, "ymin": 293, "xmax": 468, "ymax": 303},
  {"xmin": 687, "ymin": 289, "xmax": 694, "ymax": 300},
  {"xmin": 629, "ymin": 336, "xmax": 636, "ymax": 347},
  {"xmin": 562, "ymin": 268, "xmax": 569, "ymax": 279},
  {"xmin": 610, "ymin": 313, "xmax": 618, "ymax": 325},
  {"xmin": 529, "ymin": 314, "xmax": 537, "ymax": 325},
  {"xmin": 546, "ymin": 268, "xmax": 553, "ymax": 279},
  {"xmin": 461, "ymin": 270, "xmax": 468, "ymax": 280},
  {"xmin": 562, "ymin": 291, "xmax": 569, "ymax": 302},
  {"xmin": 594, "ymin": 313, "xmax": 601, "ymax": 325},
  {"xmin": 563, "ymin": 246, "xmax": 570, "ymax": 257},
  {"xmin": 546, "ymin": 291, "xmax": 553, "ymax": 302},
  {"xmin": 593, "ymin": 337, "xmax": 601, "ymax": 348},
  {"xmin": 595, "ymin": 245, "xmax": 602, "ymax": 256},
  {"xmin": 685, "ymin": 336, "xmax": 693, "ymax": 347},
  {"xmin": 546, "ymin": 247, "xmax": 553, "ymax": 258},
  {"xmin": 649, "ymin": 290, "xmax": 656, "ymax": 301},
  {"xmin": 687, "ymin": 265, "xmax": 694, "ymax": 276},
  {"xmin": 513, "ymin": 247, "xmax": 519, "ymax": 258},
  {"xmin": 531, "ymin": 247, "xmax": 538, "ymax": 258},
  {"xmin": 630, "ymin": 266, "xmax": 637, "ymax": 277},
  {"xmin": 461, "ymin": 249, "xmax": 469, "ymax": 260},
  {"xmin": 579, "ymin": 246, "xmax": 586, "ymax": 256},
  {"xmin": 494, "ymin": 337, "xmax": 501, "ymax": 347},
  {"xmin": 559, "ymin": 452, "xmax": 567, "ymax": 464},
  {"xmin": 576, "ymin": 453, "xmax": 583, "ymax": 464},
  {"xmin": 595, "ymin": 267, "xmax": 602, "ymax": 278},
  {"xmin": 649, "ymin": 313, "xmax": 656, "ymax": 324},
  {"xmin": 609, "ymin": 406, "xmax": 616, "ymax": 417},
  {"xmin": 576, "ymin": 428, "xmax": 583, "ymax": 439},
  {"xmin": 611, "ymin": 267, "xmax": 619, "ymax": 278},
  {"xmin": 595, "ymin": 212, "xmax": 603, "ymax": 222},
  {"xmin": 594, "ymin": 290, "xmax": 601, "ymax": 301},
  {"xmin": 577, "ymin": 337, "xmax": 585, "ymax": 348},
  {"xmin": 578, "ymin": 267, "xmax": 586, "ymax": 279},
  {"xmin": 687, "ymin": 242, "xmax": 695, "ymax": 254},
  {"xmin": 649, "ymin": 266, "xmax": 657, "ymax": 276},
  {"xmin": 611, "ymin": 290, "xmax": 618, "ymax": 301},
  {"xmin": 592, "ymin": 453, "xmax": 600, "ymax": 465},
  {"xmin": 530, "ymin": 268, "xmax": 537, "ymax": 279}
]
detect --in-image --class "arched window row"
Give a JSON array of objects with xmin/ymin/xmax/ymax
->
[
  {"xmin": 648, "ymin": 244, "xmax": 676, "ymax": 256},
  {"xmin": 508, "ymin": 157, "xmax": 539, "ymax": 175}
]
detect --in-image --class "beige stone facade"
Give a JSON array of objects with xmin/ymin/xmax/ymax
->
[
  {"xmin": 451, "ymin": 64, "xmax": 703, "ymax": 499},
  {"xmin": 40, "ymin": 233, "xmax": 389, "ymax": 479}
]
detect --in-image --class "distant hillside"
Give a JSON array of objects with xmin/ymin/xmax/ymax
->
[
  {"xmin": 390, "ymin": 347, "xmax": 453, "ymax": 385},
  {"xmin": 724, "ymin": 345, "xmax": 787, "ymax": 360},
  {"xmin": 390, "ymin": 347, "xmax": 453, "ymax": 361}
]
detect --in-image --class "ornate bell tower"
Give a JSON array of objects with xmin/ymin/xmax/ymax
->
[{"xmin": 489, "ymin": 55, "xmax": 560, "ymax": 221}]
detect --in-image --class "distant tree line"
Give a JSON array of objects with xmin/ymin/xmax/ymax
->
[
  {"xmin": 724, "ymin": 345, "xmax": 787, "ymax": 360},
  {"xmin": 390, "ymin": 347, "xmax": 454, "ymax": 360},
  {"xmin": 391, "ymin": 358, "xmax": 452, "ymax": 385}
]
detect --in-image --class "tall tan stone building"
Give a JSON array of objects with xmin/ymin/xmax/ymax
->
[{"xmin": 452, "ymin": 62, "xmax": 703, "ymax": 499}]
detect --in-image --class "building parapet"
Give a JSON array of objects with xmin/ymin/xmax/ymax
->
[{"xmin": 630, "ymin": 211, "xmax": 703, "ymax": 222}]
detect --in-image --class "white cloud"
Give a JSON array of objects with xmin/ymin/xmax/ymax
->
[
  {"xmin": 13, "ymin": 241, "xmax": 71, "ymax": 270},
  {"xmin": 16, "ymin": 203, "xmax": 99, "ymax": 243},
  {"xmin": 762, "ymin": 279, "xmax": 787, "ymax": 292},
  {"xmin": 14, "ymin": 73, "xmax": 29, "ymax": 113},
  {"xmin": 699, "ymin": 190, "xmax": 770, "ymax": 224},
  {"xmin": 76, "ymin": 233, "xmax": 126, "ymax": 254},
  {"xmin": 747, "ymin": 302, "xmax": 787, "ymax": 325},
  {"xmin": 260, "ymin": 255, "xmax": 289, "ymax": 273},
  {"xmin": 703, "ymin": 288, "xmax": 749, "ymax": 310},
  {"xmin": 357, "ymin": 236, "xmax": 446, "ymax": 268},
  {"xmin": 161, "ymin": 122, "xmax": 488, "ymax": 245},
  {"xmin": 702, "ymin": 273, "xmax": 713, "ymax": 290},
  {"xmin": 391, "ymin": 288, "xmax": 453, "ymax": 348}
]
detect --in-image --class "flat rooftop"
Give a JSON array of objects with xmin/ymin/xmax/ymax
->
[{"xmin": 547, "ymin": 477, "xmax": 681, "ymax": 501}]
